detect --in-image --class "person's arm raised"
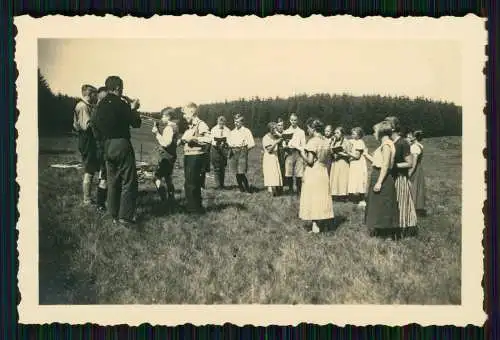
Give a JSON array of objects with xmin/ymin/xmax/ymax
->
[{"xmin": 128, "ymin": 99, "xmax": 142, "ymax": 128}]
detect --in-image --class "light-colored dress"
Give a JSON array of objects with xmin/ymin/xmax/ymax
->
[
  {"xmin": 262, "ymin": 134, "xmax": 283, "ymax": 187},
  {"xmin": 348, "ymin": 139, "xmax": 368, "ymax": 195},
  {"xmin": 299, "ymin": 136, "xmax": 334, "ymax": 221},
  {"xmin": 329, "ymin": 137, "xmax": 350, "ymax": 196}
]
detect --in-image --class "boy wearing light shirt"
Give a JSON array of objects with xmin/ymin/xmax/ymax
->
[
  {"xmin": 228, "ymin": 114, "xmax": 255, "ymax": 193},
  {"xmin": 152, "ymin": 107, "xmax": 179, "ymax": 206},
  {"xmin": 210, "ymin": 116, "xmax": 231, "ymax": 189},
  {"xmin": 73, "ymin": 84, "xmax": 98, "ymax": 205},
  {"xmin": 180, "ymin": 103, "xmax": 211, "ymax": 213},
  {"xmin": 283, "ymin": 113, "xmax": 306, "ymax": 195}
]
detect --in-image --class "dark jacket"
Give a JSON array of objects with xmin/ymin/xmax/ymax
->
[{"xmin": 94, "ymin": 93, "xmax": 141, "ymax": 140}]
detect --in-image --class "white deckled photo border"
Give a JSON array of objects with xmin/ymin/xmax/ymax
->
[{"xmin": 15, "ymin": 14, "xmax": 487, "ymax": 326}]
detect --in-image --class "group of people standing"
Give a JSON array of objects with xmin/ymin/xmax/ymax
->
[
  {"xmin": 261, "ymin": 114, "xmax": 306, "ymax": 196},
  {"xmin": 72, "ymin": 75, "xmax": 262, "ymax": 224},
  {"xmin": 153, "ymin": 105, "xmax": 257, "ymax": 214},
  {"xmin": 261, "ymin": 118, "xmax": 370, "ymax": 209},
  {"xmin": 72, "ymin": 75, "xmax": 425, "ymax": 237},
  {"xmin": 265, "ymin": 114, "xmax": 426, "ymax": 236},
  {"xmin": 73, "ymin": 77, "xmax": 142, "ymax": 225}
]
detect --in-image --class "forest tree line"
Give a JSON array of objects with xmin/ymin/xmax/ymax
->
[{"xmin": 38, "ymin": 70, "xmax": 462, "ymax": 138}]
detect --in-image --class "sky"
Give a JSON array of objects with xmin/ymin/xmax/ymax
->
[{"xmin": 38, "ymin": 39, "xmax": 462, "ymax": 112}]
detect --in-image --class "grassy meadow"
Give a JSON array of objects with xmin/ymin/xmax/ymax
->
[{"xmin": 38, "ymin": 121, "xmax": 462, "ymax": 305}]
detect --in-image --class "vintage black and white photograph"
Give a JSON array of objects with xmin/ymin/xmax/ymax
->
[{"xmin": 16, "ymin": 15, "xmax": 486, "ymax": 326}]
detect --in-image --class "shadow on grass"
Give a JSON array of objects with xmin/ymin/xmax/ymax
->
[
  {"xmin": 248, "ymin": 186, "xmax": 267, "ymax": 193},
  {"xmin": 322, "ymin": 215, "xmax": 348, "ymax": 232},
  {"xmin": 138, "ymin": 188, "xmax": 183, "ymax": 197},
  {"xmin": 39, "ymin": 214, "xmax": 98, "ymax": 305},
  {"xmin": 137, "ymin": 195, "xmax": 248, "ymax": 221},
  {"xmin": 299, "ymin": 215, "xmax": 348, "ymax": 234},
  {"xmin": 39, "ymin": 148, "xmax": 76, "ymax": 155},
  {"xmin": 369, "ymin": 226, "xmax": 420, "ymax": 241},
  {"xmin": 216, "ymin": 185, "xmax": 240, "ymax": 191},
  {"xmin": 205, "ymin": 185, "xmax": 269, "ymax": 194},
  {"xmin": 206, "ymin": 202, "xmax": 247, "ymax": 212},
  {"xmin": 39, "ymin": 131, "xmax": 78, "ymax": 138}
]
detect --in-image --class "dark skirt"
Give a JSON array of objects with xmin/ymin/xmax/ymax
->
[
  {"xmin": 364, "ymin": 167, "xmax": 400, "ymax": 230},
  {"xmin": 410, "ymin": 164, "xmax": 425, "ymax": 211}
]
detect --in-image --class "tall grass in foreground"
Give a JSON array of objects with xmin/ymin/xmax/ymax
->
[{"xmin": 38, "ymin": 128, "xmax": 461, "ymax": 304}]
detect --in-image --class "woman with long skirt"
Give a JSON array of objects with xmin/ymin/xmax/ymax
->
[
  {"xmin": 347, "ymin": 127, "xmax": 368, "ymax": 207},
  {"xmin": 407, "ymin": 129, "xmax": 426, "ymax": 216},
  {"xmin": 262, "ymin": 122, "xmax": 284, "ymax": 196},
  {"xmin": 384, "ymin": 116, "xmax": 418, "ymax": 235},
  {"xmin": 363, "ymin": 121, "xmax": 400, "ymax": 237},
  {"xmin": 297, "ymin": 118, "xmax": 334, "ymax": 233}
]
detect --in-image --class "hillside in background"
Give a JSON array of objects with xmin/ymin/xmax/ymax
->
[
  {"xmin": 196, "ymin": 94, "xmax": 461, "ymax": 138},
  {"xmin": 38, "ymin": 69, "xmax": 462, "ymax": 137}
]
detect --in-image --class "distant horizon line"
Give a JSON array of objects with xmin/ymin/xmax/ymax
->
[
  {"xmin": 138, "ymin": 93, "xmax": 461, "ymax": 113},
  {"xmin": 48, "ymin": 89, "xmax": 462, "ymax": 113},
  {"xmin": 38, "ymin": 69, "xmax": 461, "ymax": 111}
]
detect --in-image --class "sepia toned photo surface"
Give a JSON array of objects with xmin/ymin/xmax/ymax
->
[{"xmin": 16, "ymin": 15, "xmax": 486, "ymax": 326}]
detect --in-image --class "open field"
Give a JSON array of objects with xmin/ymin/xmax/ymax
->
[{"xmin": 38, "ymin": 122, "xmax": 461, "ymax": 304}]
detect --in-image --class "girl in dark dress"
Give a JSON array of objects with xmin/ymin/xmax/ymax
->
[
  {"xmin": 407, "ymin": 129, "xmax": 426, "ymax": 216},
  {"xmin": 363, "ymin": 121, "xmax": 400, "ymax": 236},
  {"xmin": 276, "ymin": 118, "xmax": 286, "ymax": 195},
  {"xmin": 384, "ymin": 116, "xmax": 418, "ymax": 231}
]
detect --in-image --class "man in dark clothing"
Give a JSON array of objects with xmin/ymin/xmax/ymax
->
[
  {"xmin": 275, "ymin": 117, "xmax": 286, "ymax": 195},
  {"xmin": 92, "ymin": 86, "xmax": 109, "ymax": 212},
  {"xmin": 94, "ymin": 76, "xmax": 141, "ymax": 225}
]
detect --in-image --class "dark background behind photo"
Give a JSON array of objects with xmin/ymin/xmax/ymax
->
[{"xmin": 3, "ymin": 0, "xmax": 493, "ymax": 338}]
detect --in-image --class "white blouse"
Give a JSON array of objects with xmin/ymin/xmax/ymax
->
[
  {"xmin": 228, "ymin": 126, "xmax": 255, "ymax": 149},
  {"xmin": 372, "ymin": 139, "xmax": 396, "ymax": 169}
]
